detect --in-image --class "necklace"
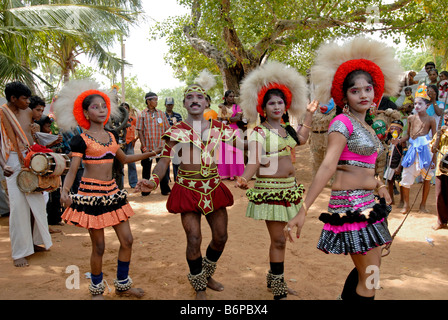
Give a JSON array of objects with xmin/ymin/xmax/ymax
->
[
  {"xmin": 264, "ymin": 120, "xmax": 287, "ymax": 138},
  {"xmin": 348, "ymin": 111, "xmax": 372, "ymax": 133}
]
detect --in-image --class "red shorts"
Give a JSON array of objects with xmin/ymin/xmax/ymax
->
[{"xmin": 166, "ymin": 177, "xmax": 234, "ymax": 215}]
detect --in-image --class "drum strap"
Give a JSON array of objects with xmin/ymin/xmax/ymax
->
[{"xmin": 0, "ymin": 108, "xmax": 26, "ymax": 166}]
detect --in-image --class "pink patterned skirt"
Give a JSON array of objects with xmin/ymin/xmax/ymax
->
[{"xmin": 317, "ymin": 189, "xmax": 392, "ymax": 255}]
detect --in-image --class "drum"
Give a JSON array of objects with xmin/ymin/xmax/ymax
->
[
  {"xmin": 17, "ymin": 169, "xmax": 60, "ymax": 193},
  {"xmin": 440, "ymin": 153, "xmax": 448, "ymax": 174},
  {"xmin": 30, "ymin": 152, "xmax": 70, "ymax": 176}
]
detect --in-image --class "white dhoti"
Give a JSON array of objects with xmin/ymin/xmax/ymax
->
[{"xmin": 5, "ymin": 152, "xmax": 52, "ymax": 260}]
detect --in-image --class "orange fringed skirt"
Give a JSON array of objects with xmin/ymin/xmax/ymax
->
[{"xmin": 62, "ymin": 177, "xmax": 134, "ymax": 229}]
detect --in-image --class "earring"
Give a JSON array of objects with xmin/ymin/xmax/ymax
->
[
  {"xmin": 343, "ymin": 104, "xmax": 350, "ymax": 114},
  {"xmin": 369, "ymin": 102, "xmax": 377, "ymax": 115},
  {"xmin": 85, "ymin": 115, "xmax": 89, "ymax": 120}
]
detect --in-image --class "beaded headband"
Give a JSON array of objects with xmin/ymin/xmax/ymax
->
[{"xmin": 183, "ymin": 84, "xmax": 208, "ymax": 98}]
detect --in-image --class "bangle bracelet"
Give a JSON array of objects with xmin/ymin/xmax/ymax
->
[
  {"xmin": 376, "ymin": 184, "xmax": 387, "ymax": 192},
  {"xmin": 239, "ymin": 176, "xmax": 248, "ymax": 183},
  {"xmin": 302, "ymin": 123, "xmax": 312, "ymax": 129}
]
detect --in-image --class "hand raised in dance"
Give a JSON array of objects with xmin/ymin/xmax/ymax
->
[{"xmin": 307, "ymin": 99, "xmax": 319, "ymax": 114}]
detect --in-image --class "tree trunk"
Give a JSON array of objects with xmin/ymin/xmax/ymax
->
[{"xmin": 220, "ymin": 61, "xmax": 245, "ymax": 94}]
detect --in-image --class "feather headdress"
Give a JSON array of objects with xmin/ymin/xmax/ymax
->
[
  {"xmin": 239, "ymin": 61, "xmax": 308, "ymax": 124},
  {"xmin": 52, "ymin": 80, "xmax": 118, "ymax": 132},
  {"xmin": 184, "ymin": 69, "xmax": 217, "ymax": 97},
  {"xmin": 310, "ymin": 37, "xmax": 402, "ymax": 109}
]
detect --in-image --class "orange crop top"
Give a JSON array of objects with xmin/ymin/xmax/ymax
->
[{"xmin": 70, "ymin": 131, "xmax": 120, "ymax": 164}]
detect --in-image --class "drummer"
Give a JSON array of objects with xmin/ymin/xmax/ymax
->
[{"xmin": 0, "ymin": 82, "xmax": 52, "ymax": 267}]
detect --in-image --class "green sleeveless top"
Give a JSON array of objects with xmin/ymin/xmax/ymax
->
[{"xmin": 249, "ymin": 124, "xmax": 297, "ymax": 158}]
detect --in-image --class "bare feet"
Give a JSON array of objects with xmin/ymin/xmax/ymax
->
[
  {"xmin": 115, "ymin": 287, "xmax": 145, "ymax": 298},
  {"xmin": 432, "ymin": 223, "xmax": 448, "ymax": 231},
  {"xmin": 419, "ymin": 205, "xmax": 429, "ymax": 213},
  {"xmin": 400, "ymin": 206, "xmax": 410, "ymax": 214},
  {"xmin": 34, "ymin": 245, "xmax": 48, "ymax": 252},
  {"xmin": 49, "ymin": 227, "xmax": 61, "ymax": 234},
  {"xmin": 13, "ymin": 257, "xmax": 29, "ymax": 267},
  {"xmin": 192, "ymin": 277, "xmax": 224, "ymax": 300},
  {"xmin": 195, "ymin": 290, "xmax": 207, "ymax": 300},
  {"xmin": 286, "ymin": 287, "xmax": 298, "ymax": 296},
  {"xmin": 268, "ymin": 285, "xmax": 298, "ymax": 298},
  {"xmin": 207, "ymin": 277, "xmax": 224, "ymax": 291}
]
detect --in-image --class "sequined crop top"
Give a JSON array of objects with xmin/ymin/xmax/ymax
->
[
  {"xmin": 328, "ymin": 114, "xmax": 384, "ymax": 169},
  {"xmin": 69, "ymin": 131, "xmax": 120, "ymax": 164},
  {"xmin": 250, "ymin": 124, "xmax": 297, "ymax": 157}
]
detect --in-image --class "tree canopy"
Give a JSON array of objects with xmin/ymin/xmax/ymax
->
[
  {"xmin": 151, "ymin": 0, "xmax": 448, "ymax": 94},
  {"xmin": 0, "ymin": 0, "xmax": 144, "ymax": 94}
]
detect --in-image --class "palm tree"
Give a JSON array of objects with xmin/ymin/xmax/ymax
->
[{"xmin": 0, "ymin": 0, "xmax": 143, "ymax": 92}]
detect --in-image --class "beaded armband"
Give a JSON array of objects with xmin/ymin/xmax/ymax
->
[{"xmin": 161, "ymin": 143, "xmax": 173, "ymax": 158}]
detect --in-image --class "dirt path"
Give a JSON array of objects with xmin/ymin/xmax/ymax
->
[{"xmin": 0, "ymin": 144, "xmax": 447, "ymax": 300}]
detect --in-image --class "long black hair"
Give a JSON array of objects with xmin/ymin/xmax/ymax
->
[
  {"xmin": 223, "ymin": 90, "xmax": 234, "ymax": 106},
  {"xmin": 259, "ymin": 88, "xmax": 300, "ymax": 145}
]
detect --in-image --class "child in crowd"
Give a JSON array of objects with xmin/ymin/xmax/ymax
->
[
  {"xmin": 393, "ymin": 84, "xmax": 436, "ymax": 214},
  {"xmin": 383, "ymin": 120, "xmax": 405, "ymax": 206}
]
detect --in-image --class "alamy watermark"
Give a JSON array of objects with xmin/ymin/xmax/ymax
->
[
  {"xmin": 366, "ymin": 5, "xmax": 380, "ymax": 28},
  {"xmin": 365, "ymin": 265, "xmax": 381, "ymax": 290},
  {"xmin": 65, "ymin": 265, "xmax": 80, "ymax": 290}
]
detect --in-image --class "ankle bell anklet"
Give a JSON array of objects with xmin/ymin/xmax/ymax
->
[
  {"xmin": 269, "ymin": 272, "xmax": 288, "ymax": 300},
  {"xmin": 202, "ymin": 257, "xmax": 217, "ymax": 279},
  {"xmin": 89, "ymin": 280, "xmax": 109, "ymax": 296},
  {"xmin": 187, "ymin": 271, "xmax": 208, "ymax": 292},
  {"xmin": 114, "ymin": 276, "xmax": 133, "ymax": 292}
]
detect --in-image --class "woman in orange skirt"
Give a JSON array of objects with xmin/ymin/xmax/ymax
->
[{"xmin": 54, "ymin": 80, "xmax": 160, "ymax": 299}]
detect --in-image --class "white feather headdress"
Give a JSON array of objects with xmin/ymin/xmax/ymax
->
[
  {"xmin": 52, "ymin": 80, "xmax": 118, "ymax": 132},
  {"xmin": 239, "ymin": 61, "xmax": 308, "ymax": 124},
  {"xmin": 310, "ymin": 37, "xmax": 402, "ymax": 107},
  {"xmin": 194, "ymin": 69, "xmax": 217, "ymax": 92},
  {"xmin": 183, "ymin": 69, "xmax": 217, "ymax": 97}
]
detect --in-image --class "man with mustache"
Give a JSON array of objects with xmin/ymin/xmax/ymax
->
[{"xmin": 136, "ymin": 80, "xmax": 246, "ymax": 300}]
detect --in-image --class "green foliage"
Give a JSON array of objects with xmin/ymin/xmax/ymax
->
[
  {"xmin": 0, "ymin": 0, "xmax": 143, "ymax": 91},
  {"xmin": 151, "ymin": 0, "xmax": 448, "ymax": 91},
  {"xmin": 115, "ymin": 75, "xmax": 149, "ymax": 111}
]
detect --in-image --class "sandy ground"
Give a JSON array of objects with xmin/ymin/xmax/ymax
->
[{"xmin": 0, "ymin": 143, "xmax": 447, "ymax": 301}]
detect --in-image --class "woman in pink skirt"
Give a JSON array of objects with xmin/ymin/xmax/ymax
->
[
  {"xmin": 217, "ymin": 90, "xmax": 245, "ymax": 180},
  {"xmin": 285, "ymin": 37, "xmax": 402, "ymax": 300}
]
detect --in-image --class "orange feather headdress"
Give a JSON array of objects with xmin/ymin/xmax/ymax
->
[
  {"xmin": 53, "ymin": 80, "xmax": 118, "ymax": 132},
  {"xmin": 239, "ymin": 61, "xmax": 308, "ymax": 124}
]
